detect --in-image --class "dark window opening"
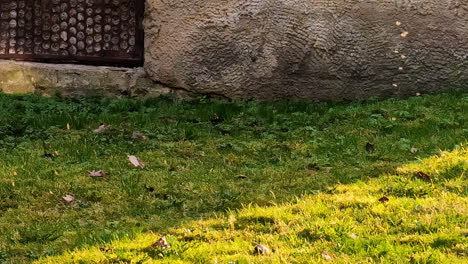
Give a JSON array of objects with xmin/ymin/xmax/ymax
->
[{"xmin": 0, "ymin": 0, "xmax": 144, "ymax": 67}]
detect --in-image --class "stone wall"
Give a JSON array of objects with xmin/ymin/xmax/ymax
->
[
  {"xmin": 143, "ymin": 0, "xmax": 468, "ymax": 101},
  {"xmin": 1, "ymin": 0, "xmax": 467, "ymax": 101},
  {"xmin": 0, "ymin": 60, "xmax": 177, "ymax": 98}
]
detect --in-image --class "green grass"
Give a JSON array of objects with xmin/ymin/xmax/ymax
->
[
  {"xmin": 37, "ymin": 147, "xmax": 468, "ymax": 264},
  {"xmin": 0, "ymin": 92, "xmax": 466, "ymax": 263}
]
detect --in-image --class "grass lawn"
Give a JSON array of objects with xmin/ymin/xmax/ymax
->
[{"xmin": 0, "ymin": 92, "xmax": 466, "ymax": 263}]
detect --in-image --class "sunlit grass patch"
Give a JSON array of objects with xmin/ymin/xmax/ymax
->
[{"xmin": 37, "ymin": 146, "xmax": 467, "ymax": 263}]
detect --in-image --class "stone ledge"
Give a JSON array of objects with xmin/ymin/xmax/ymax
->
[{"xmin": 0, "ymin": 60, "xmax": 174, "ymax": 98}]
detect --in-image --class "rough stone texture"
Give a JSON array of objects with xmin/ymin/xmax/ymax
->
[
  {"xmin": 145, "ymin": 0, "xmax": 468, "ymax": 101},
  {"xmin": 0, "ymin": 60, "xmax": 174, "ymax": 98}
]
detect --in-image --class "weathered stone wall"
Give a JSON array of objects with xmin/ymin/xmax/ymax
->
[
  {"xmin": 0, "ymin": 60, "xmax": 174, "ymax": 98},
  {"xmin": 144, "ymin": 0, "xmax": 468, "ymax": 101},
  {"xmin": 1, "ymin": 1, "xmax": 467, "ymax": 101}
]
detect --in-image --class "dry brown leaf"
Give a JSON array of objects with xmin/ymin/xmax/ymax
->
[
  {"xmin": 62, "ymin": 195, "xmax": 75, "ymax": 204},
  {"xmin": 93, "ymin": 124, "xmax": 109, "ymax": 133},
  {"xmin": 99, "ymin": 247, "xmax": 112, "ymax": 253},
  {"xmin": 128, "ymin": 155, "xmax": 145, "ymax": 168},
  {"xmin": 415, "ymin": 171, "xmax": 431, "ymax": 181},
  {"xmin": 152, "ymin": 237, "xmax": 170, "ymax": 249},
  {"xmin": 88, "ymin": 170, "xmax": 108, "ymax": 177},
  {"xmin": 322, "ymin": 252, "xmax": 333, "ymax": 261},
  {"xmin": 132, "ymin": 131, "xmax": 148, "ymax": 140},
  {"xmin": 252, "ymin": 243, "xmax": 270, "ymax": 255},
  {"xmin": 41, "ymin": 151, "xmax": 57, "ymax": 159},
  {"xmin": 379, "ymin": 196, "xmax": 390, "ymax": 203},
  {"xmin": 145, "ymin": 185, "xmax": 155, "ymax": 192}
]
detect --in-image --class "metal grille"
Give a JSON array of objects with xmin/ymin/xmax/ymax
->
[{"xmin": 0, "ymin": 0, "xmax": 144, "ymax": 66}]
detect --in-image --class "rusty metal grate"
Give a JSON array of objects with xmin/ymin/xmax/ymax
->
[{"xmin": 0, "ymin": 0, "xmax": 144, "ymax": 66}]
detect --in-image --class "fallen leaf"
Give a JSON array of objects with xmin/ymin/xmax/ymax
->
[
  {"xmin": 93, "ymin": 124, "xmax": 109, "ymax": 133},
  {"xmin": 415, "ymin": 171, "xmax": 431, "ymax": 181},
  {"xmin": 88, "ymin": 170, "xmax": 108, "ymax": 177},
  {"xmin": 391, "ymin": 117, "xmax": 397, "ymax": 121},
  {"xmin": 62, "ymin": 195, "xmax": 75, "ymax": 204},
  {"xmin": 99, "ymin": 247, "xmax": 112, "ymax": 253},
  {"xmin": 42, "ymin": 153, "xmax": 56, "ymax": 159},
  {"xmin": 145, "ymin": 185, "xmax": 155, "ymax": 192},
  {"xmin": 394, "ymin": 50, "xmax": 400, "ymax": 54},
  {"xmin": 322, "ymin": 252, "xmax": 333, "ymax": 261},
  {"xmin": 128, "ymin": 155, "xmax": 145, "ymax": 168},
  {"xmin": 252, "ymin": 243, "xmax": 270, "ymax": 255},
  {"xmin": 401, "ymin": 55, "xmax": 407, "ymax": 59},
  {"xmin": 416, "ymin": 93, "xmax": 421, "ymax": 96},
  {"xmin": 410, "ymin": 147, "xmax": 418, "ymax": 153},
  {"xmin": 365, "ymin": 143, "xmax": 375, "ymax": 153},
  {"xmin": 400, "ymin": 31, "xmax": 409, "ymax": 37},
  {"xmin": 210, "ymin": 115, "xmax": 224, "ymax": 125},
  {"xmin": 132, "ymin": 131, "xmax": 148, "ymax": 140},
  {"xmin": 379, "ymin": 196, "xmax": 390, "ymax": 203},
  {"xmin": 306, "ymin": 163, "xmax": 320, "ymax": 171},
  {"xmin": 152, "ymin": 237, "xmax": 170, "ymax": 249}
]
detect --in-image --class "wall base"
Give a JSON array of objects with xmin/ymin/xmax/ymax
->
[{"xmin": 0, "ymin": 60, "xmax": 184, "ymax": 99}]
